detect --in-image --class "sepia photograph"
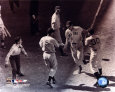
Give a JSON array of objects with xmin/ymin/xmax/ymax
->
[{"xmin": 0, "ymin": 0, "xmax": 115, "ymax": 92}]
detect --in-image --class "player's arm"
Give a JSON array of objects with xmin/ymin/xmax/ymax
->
[
  {"xmin": 52, "ymin": 38, "xmax": 59, "ymax": 48},
  {"xmin": 5, "ymin": 45, "xmax": 14, "ymax": 67},
  {"xmin": 20, "ymin": 45, "xmax": 28, "ymax": 56}
]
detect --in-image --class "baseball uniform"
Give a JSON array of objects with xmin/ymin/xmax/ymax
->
[
  {"xmin": 65, "ymin": 26, "xmax": 84, "ymax": 66},
  {"xmin": 39, "ymin": 35, "xmax": 59, "ymax": 77},
  {"xmin": 85, "ymin": 35, "xmax": 102, "ymax": 73}
]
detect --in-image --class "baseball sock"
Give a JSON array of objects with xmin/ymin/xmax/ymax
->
[{"xmin": 52, "ymin": 76, "xmax": 56, "ymax": 84}]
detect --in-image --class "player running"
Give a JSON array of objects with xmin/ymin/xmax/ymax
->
[{"xmin": 39, "ymin": 28, "xmax": 63, "ymax": 88}]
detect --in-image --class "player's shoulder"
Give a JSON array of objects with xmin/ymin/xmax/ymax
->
[
  {"xmin": 11, "ymin": 44, "xmax": 17, "ymax": 49},
  {"xmin": 73, "ymin": 26, "xmax": 84, "ymax": 31},
  {"xmin": 52, "ymin": 13, "xmax": 56, "ymax": 18},
  {"xmin": 40, "ymin": 36, "xmax": 47, "ymax": 41},
  {"xmin": 74, "ymin": 26, "xmax": 83, "ymax": 29},
  {"xmin": 65, "ymin": 28, "xmax": 71, "ymax": 33}
]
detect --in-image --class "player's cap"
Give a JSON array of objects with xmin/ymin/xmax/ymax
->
[
  {"xmin": 47, "ymin": 28, "xmax": 55, "ymax": 35},
  {"xmin": 66, "ymin": 21, "xmax": 73, "ymax": 28},
  {"xmin": 55, "ymin": 6, "xmax": 60, "ymax": 10}
]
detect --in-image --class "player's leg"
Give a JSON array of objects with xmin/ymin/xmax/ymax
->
[
  {"xmin": 43, "ymin": 53, "xmax": 53, "ymax": 88},
  {"xmin": 10, "ymin": 56, "xmax": 17, "ymax": 79},
  {"xmin": 90, "ymin": 49, "xmax": 100, "ymax": 86},
  {"xmin": 77, "ymin": 44, "xmax": 84, "ymax": 73},
  {"xmin": 48, "ymin": 53, "xmax": 57, "ymax": 84},
  {"xmin": 70, "ymin": 44, "xmax": 79, "ymax": 64},
  {"xmin": 96, "ymin": 51, "xmax": 102, "ymax": 76},
  {"xmin": 15, "ymin": 55, "xmax": 24, "ymax": 76}
]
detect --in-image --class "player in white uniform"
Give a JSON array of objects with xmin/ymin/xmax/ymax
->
[
  {"xmin": 39, "ymin": 28, "xmax": 62, "ymax": 88},
  {"xmin": 51, "ymin": 6, "xmax": 67, "ymax": 56},
  {"xmin": 0, "ymin": 5, "xmax": 11, "ymax": 48},
  {"xmin": 64, "ymin": 21, "xmax": 84, "ymax": 74},
  {"xmin": 85, "ymin": 32, "xmax": 102, "ymax": 86}
]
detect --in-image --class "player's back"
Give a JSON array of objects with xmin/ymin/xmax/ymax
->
[
  {"xmin": 40, "ymin": 36, "xmax": 57, "ymax": 53},
  {"xmin": 72, "ymin": 26, "xmax": 83, "ymax": 43},
  {"xmin": 87, "ymin": 35, "xmax": 101, "ymax": 51}
]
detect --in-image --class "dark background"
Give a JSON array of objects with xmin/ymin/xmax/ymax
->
[{"xmin": 0, "ymin": 0, "xmax": 111, "ymax": 38}]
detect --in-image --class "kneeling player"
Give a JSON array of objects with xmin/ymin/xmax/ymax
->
[{"xmin": 85, "ymin": 32, "xmax": 102, "ymax": 86}]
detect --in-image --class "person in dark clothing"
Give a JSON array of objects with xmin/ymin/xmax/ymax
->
[
  {"xmin": 5, "ymin": 36, "xmax": 28, "ymax": 79},
  {"xmin": 9, "ymin": 0, "xmax": 20, "ymax": 13},
  {"xmin": 30, "ymin": 0, "xmax": 39, "ymax": 36}
]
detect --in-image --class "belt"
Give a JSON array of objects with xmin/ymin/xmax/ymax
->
[{"xmin": 10, "ymin": 54, "xmax": 20, "ymax": 57}]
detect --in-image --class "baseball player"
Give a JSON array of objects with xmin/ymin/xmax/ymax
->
[
  {"xmin": 64, "ymin": 21, "xmax": 85, "ymax": 74},
  {"xmin": 0, "ymin": 5, "xmax": 11, "ymax": 49},
  {"xmin": 5, "ymin": 36, "xmax": 28, "ymax": 80},
  {"xmin": 39, "ymin": 28, "xmax": 62, "ymax": 88},
  {"xmin": 85, "ymin": 32, "xmax": 102, "ymax": 86},
  {"xmin": 51, "ymin": 6, "xmax": 67, "ymax": 56}
]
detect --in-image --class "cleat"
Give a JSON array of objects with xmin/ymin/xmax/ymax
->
[{"xmin": 17, "ymin": 73, "xmax": 24, "ymax": 76}]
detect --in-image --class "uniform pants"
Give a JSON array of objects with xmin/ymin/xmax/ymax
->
[
  {"xmin": 70, "ymin": 42, "xmax": 84, "ymax": 66},
  {"xmin": 43, "ymin": 52, "xmax": 57, "ymax": 77},
  {"xmin": 10, "ymin": 55, "xmax": 21, "ymax": 79},
  {"xmin": 89, "ymin": 49, "xmax": 102, "ymax": 73}
]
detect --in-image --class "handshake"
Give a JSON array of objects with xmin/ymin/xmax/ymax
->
[{"xmin": 59, "ymin": 43, "xmax": 68, "ymax": 51}]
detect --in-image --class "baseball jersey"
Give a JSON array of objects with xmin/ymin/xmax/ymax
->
[
  {"xmin": 85, "ymin": 35, "xmax": 101, "ymax": 51},
  {"xmin": 65, "ymin": 26, "xmax": 83, "ymax": 44},
  {"xmin": 39, "ymin": 36, "xmax": 59, "ymax": 53},
  {"xmin": 51, "ymin": 13, "xmax": 60, "ymax": 29}
]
